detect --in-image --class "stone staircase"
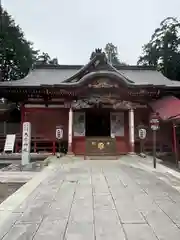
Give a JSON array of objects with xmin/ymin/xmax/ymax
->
[{"xmin": 85, "ymin": 155, "xmax": 118, "ymax": 160}]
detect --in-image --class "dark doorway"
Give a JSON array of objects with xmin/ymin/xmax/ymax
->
[
  {"xmin": 86, "ymin": 109, "xmax": 110, "ymax": 137},
  {"xmin": 8, "ymin": 108, "xmax": 21, "ymax": 123}
]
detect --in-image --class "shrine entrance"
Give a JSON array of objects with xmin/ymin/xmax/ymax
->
[
  {"xmin": 85, "ymin": 109, "xmax": 110, "ymax": 137},
  {"xmin": 85, "ymin": 108, "xmax": 116, "ymax": 156},
  {"xmin": 72, "ymin": 96, "xmax": 130, "ymax": 156}
]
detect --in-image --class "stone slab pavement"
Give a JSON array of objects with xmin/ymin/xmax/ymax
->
[
  {"xmin": 1, "ymin": 155, "xmax": 180, "ymax": 239},
  {"xmin": 0, "ymin": 172, "xmax": 37, "ymax": 183}
]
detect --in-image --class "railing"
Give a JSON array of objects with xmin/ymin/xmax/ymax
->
[
  {"xmin": 134, "ymin": 139, "xmax": 172, "ymax": 153},
  {"xmin": 0, "ymin": 123, "xmax": 52, "ymax": 153},
  {"xmin": 0, "ymin": 136, "xmax": 67, "ymax": 154},
  {"xmin": 134, "ymin": 125, "xmax": 172, "ymax": 154},
  {"xmin": 15, "ymin": 138, "xmax": 68, "ymax": 154},
  {"xmin": 0, "ymin": 122, "xmax": 21, "ymax": 135},
  {"xmin": 0, "ymin": 122, "xmax": 173, "ymax": 154}
]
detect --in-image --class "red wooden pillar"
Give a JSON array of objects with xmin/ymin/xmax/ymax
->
[
  {"xmin": 53, "ymin": 141, "xmax": 56, "ymax": 155},
  {"xmin": 20, "ymin": 104, "xmax": 25, "ymax": 134},
  {"xmin": 34, "ymin": 142, "xmax": 37, "ymax": 153},
  {"xmin": 172, "ymin": 122, "xmax": 178, "ymax": 167},
  {"xmin": 15, "ymin": 143, "xmax": 18, "ymax": 153},
  {"xmin": 20, "ymin": 104, "xmax": 25, "ymax": 153}
]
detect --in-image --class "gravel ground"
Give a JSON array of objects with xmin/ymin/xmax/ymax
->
[
  {"xmin": 0, "ymin": 162, "xmax": 43, "ymax": 172},
  {"xmin": 0, "ymin": 182, "xmax": 24, "ymax": 204}
]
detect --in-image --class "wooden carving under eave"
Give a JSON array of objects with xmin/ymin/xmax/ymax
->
[
  {"xmin": 71, "ymin": 100, "xmax": 91, "ymax": 109},
  {"xmin": 71, "ymin": 98, "xmax": 134, "ymax": 110},
  {"xmin": 113, "ymin": 101, "xmax": 132, "ymax": 109},
  {"xmin": 88, "ymin": 78, "xmax": 118, "ymax": 88}
]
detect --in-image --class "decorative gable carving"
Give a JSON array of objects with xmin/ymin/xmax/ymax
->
[{"xmin": 88, "ymin": 78, "xmax": 118, "ymax": 88}]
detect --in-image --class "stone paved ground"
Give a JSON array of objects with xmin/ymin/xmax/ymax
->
[{"xmin": 1, "ymin": 156, "xmax": 180, "ymax": 239}]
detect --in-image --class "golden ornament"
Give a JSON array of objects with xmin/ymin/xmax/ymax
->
[{"xmin": 98, "ymin": 142, "xmax": 104, "ymax": 150}]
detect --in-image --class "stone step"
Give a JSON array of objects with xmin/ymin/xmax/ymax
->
[{"xmin": 85, "ymin": 155, "xmax": 118, "ymax": 160}]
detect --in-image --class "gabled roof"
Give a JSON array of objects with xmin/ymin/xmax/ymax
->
[
  {"xmin": 60, "ymin": 51, "xmax": 134, "ymax": 84},
  {"xmin": 149, "ymin": 96, "xmax": 180, "ymax": 121},
  {"xmin": 0, "ymin": 50, "xmax": 180, "ymax": 88}
]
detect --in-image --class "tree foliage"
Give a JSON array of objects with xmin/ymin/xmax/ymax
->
[
  {"xmin": 104, "ymin": 43, "xmax": 121, "ymax": 65},
  {"xmin": 0, "ymin": 7, "xmax": 58, "ymax": 81},
  {"xmin": 0, "ymin": 6, "xmax": 39, "ymax": 81},
  {"xmin": 138, "ymin": 17, "xmax": 180, "ymax": 80},
  {"xmin": 36, "ymin": 52, "xmax": 58, "ymax": 65}
]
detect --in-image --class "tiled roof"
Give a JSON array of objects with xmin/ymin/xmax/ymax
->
[
  {"xmin": 1, "ymin": 67, "xmax": 180, "ymax": 88},
  {"xmin": 0, "ymin": 51, "xmax": 180, "ymax": 88},
  {"xmin": 119, "ymin": 70, "xmax": 180, "ymax": 87},
  {"xmin": 0, "ymin": 68, "xmax": 78, "ymax": 87}
]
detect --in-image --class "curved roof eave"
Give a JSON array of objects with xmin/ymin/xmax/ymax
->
[
  {"xmin": 50, "ymin": 71, "xmax": 135, "ymax": 87},
  {"xmin": 61, "ymin": 56, "xmax": 98, "ymax": 83}
]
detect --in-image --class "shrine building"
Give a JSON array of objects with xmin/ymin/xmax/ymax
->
[{"xmin": 1, "ymin": 49, "xmax": 180, "ymax": 157}]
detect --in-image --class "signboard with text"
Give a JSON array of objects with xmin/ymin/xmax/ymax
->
[
  {"xmin": 150, "ymin": 117, "xmax": 159, "ymax": 131},
  {"xmin": 22, "ymin": 122, "xmax": 31, "ymax": 165},
  {"xmin": 150, "ymin": 115, "xmax": 159, "ymax": 168},
  {"xmin": 4, "ymin": 134, "xmax": 16, "ymax": 153},
  {"xmin": 22, "ymin": 122, "xmax": 31, "ymax": 153}
]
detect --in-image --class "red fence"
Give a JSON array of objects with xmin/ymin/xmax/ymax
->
[{"xmin": 0, "ymin": 122, "xmax": 58, "ymax": 153}]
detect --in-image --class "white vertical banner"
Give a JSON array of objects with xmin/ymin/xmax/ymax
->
[
  {"xmin": 21, "ymin": 122, "xmax": 31, "ymax": 165},
  {"xmin": 110, "ymin": 112, "xmax": 124, "ymax": 137},
  {"xmin": 73, "ymin": 112, "xmax": 85, "ymax": 136}
]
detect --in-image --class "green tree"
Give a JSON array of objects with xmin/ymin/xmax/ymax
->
[
  {"xmin": 0, "ymin": 6, "xmax": 38, "ymax": 81},
  {"xmin": 138, "ymin": 17, "xmax": 180, "ymax": 80},
  {"xmin": 36, "ymin": 52, "xmax": 59, "ymax": 65},
  {"xmin": 37, "ymin": 52, "xmax": 50, "ymax": 64},
  {"xmin": 104, "ymin": 43, "xmax": 127, "ymax": 65},
  {"xmin": 104, "ymin": 43, "xmax": 120, "ymax": 65}
]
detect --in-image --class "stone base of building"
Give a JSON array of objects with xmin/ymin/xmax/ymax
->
[
  {"xmin": 128, "ymin": 152, "xmax": 136, "ymax": 156},
  {"xmin": 67, "ymin": 151, "xmax": 75, "ymax": 156}
]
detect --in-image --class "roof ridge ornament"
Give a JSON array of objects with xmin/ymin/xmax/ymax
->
[
  {"xmin": 90, "ymin": 48, "xmax": 107, "ymax": 63},
  {"xmin": 95, "ymin": 48, "xmax": 102, "ymax": 54}
]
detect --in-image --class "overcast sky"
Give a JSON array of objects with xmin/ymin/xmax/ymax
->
[{"xmin": 3, "ymin": 0, "xmax": 180, "ymax": 65}]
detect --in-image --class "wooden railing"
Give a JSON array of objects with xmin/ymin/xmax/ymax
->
[
  {"xmin": 0, "ymin": 122, "xmax": 20, "ymax": 135},
  {"xmin": 0, "ymin": 122, "xmax": 172, "ymax": 154},
  {"xmin": 134, "ymin": 139, "xmax": 172, "ymax": 153},
  {"xmin": 0, "ymin": 133, "xmax": 68, "ymax": 154},
  {"xmin": 0, "ymin": 123, "xmax": 57, "ymax": 153}
]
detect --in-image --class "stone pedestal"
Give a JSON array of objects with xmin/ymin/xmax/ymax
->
[{"xmin": 21, "ymin": 152, "xmax": 30, "ymax": 166}]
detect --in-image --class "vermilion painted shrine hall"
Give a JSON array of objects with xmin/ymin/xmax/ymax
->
[{"xmin": 1, "ymin": 50, "xmax": 180, "ymax": 157}]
